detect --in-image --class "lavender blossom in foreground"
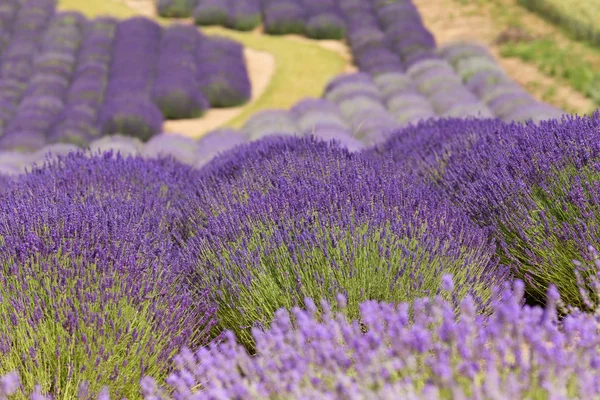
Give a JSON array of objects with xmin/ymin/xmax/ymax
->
[
  {"xmin": 184, "ymin": 135, "xmax": 505, "ymax": 348},
  {"xmin": 144, "ymin": 275, "xmax": 600, "ymax": 399}
]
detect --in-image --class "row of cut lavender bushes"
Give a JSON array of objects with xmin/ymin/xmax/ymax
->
[
  {"xmin": 0, "ymin": 0, "xmax": 250, "ymax": 151},
  {"xmin": 1, "ymin": 113, "xmax": 600, "ymax": 397},
  {"xmin": 157, "ymin": 0, "xmax": 347, "ymax": 39},
  {"xmin": 0, "ymin": 62, "xmax": 565, "ymax": 174}
]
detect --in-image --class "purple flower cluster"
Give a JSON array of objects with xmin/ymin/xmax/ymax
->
[
  {"xmin": 185, "ymin": 135, "xmax": 505, "ymax": 347},
  {"xmin": 99, "ymin": 17, "xmax": 164, "ymax": 141},
  {"xmin": 0, "ymin": 0, "xmax": 56, "ymax": 150},
  {"xmin": 196, "ymin": 35, "xmax": 251, "ymax": 107},
  {"xmin": 440, "ymin": 42, "xmax": 564, "ymax": 123},
  {"xmin": 375, "ymin": 113, "xmax": 600, "ymax": 308},
  {"xmin": 151, "ymin": 24, "xmax": 209, "ymax": 119},
  {"xmin": 0, "ymin": 152, "xmax": 216, "ymax": 397},
  {"xmin": 48, "ymin": 18, "xmax": 118, "ymax": 145},
  {"xmin": 145, "ymin": 276, "xmax": 600, "ymax": 399}
]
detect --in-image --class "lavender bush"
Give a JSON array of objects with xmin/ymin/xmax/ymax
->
[
  {"xmin": 143, "ymin": 270, "xmax": 600, "ymax": 399},
  {"xmin": 263, "ymin": 2, "xmax": 306, "ymax": 35},
  {"xmin": 157, "ymin": 0, "xmax": 197, "ymax": 18},
  {"xmin": 226, "ymin": 0, "xmax": 261, "ymax": 31},
  {"xmin": 375, "ymin": 113, "xmax": 600, "ymax": 309},
  {"xmin": 0, "ymin": 153, "xmax": 216, "ymax": 398},
  {"xmin": 183, "ymin": 136, "xmax": 506, "ymax": 349}
]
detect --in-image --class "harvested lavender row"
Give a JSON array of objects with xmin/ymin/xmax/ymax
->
[
  {"xmin": 0, "ymin": 12, "xmax": 85, "ymax": 151},
  {"xmin": 371, "ymin": 0, "xmax": 439, "ymax": 68},
  {"xmin": 323, "ymin": 72, "xmax": 399, "ymax": 145},
  {"xmin": 0, "ymin": 130, "xmax": 246, "ymax": 173},
  {"xmin": 193, "ymin": 127, "xmax": 246, "ymax": 168},
  {"xmin": 262, "ymin": 0, "xmax": 307, "ymax": 35},
  {"xmin": 439, "ymin": 42, "xmax": 564, "ymax": 122},
  {"xmin": 0, "ymin": 0, "xmax": 55, "ymax": 142},
  {"xmin": 99, "ymin": 17, "xmax": 163, "ymax": 141},
  {"xmin": 289, "ymin": 97, "xmax": 364, "ymax": 151},
  {"xmin": 151, "ymin": 24, "xmax": 209, "ymax": 119},
  {"xmin": 338, "ymin": 0, "xmax": 404, "ymax": 76},
  {"xmin": 195, "ymin": 35, "xmax": 251, "ymax": 107},
  {"xmin": 373, "ymin": 71, "xmax": 437, "ymax": 125},
  {"xmin": 406, "ymin": 58, "xmax": 494, "ymax": 119},
  {"xmin": 48, "ymin": 17, "xmax": 118, "ymax": 145},
  {"xmin": 241, "ymin": 108, "xmax": 299, "ymax": 140}
]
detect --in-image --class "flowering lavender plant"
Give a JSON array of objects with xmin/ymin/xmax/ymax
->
[
  {"xmin": 184, "ymin": 136, "xmax": 506, "ymax": 349},
  {"xmin": 0, "ymin": 152, "xmax": 215, "ymax": 398},
  {"xmin": 143, "ymin": 271, "xmax": 600, "ymax": 399}
]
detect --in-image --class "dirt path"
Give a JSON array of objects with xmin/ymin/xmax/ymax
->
[
  {"xmin": 412, "ymin": 0, "xmax": 595, "ymax": 114},
  {"xmin": 163, "ymin": 48, "xmax": 275, "ymax": 138}
]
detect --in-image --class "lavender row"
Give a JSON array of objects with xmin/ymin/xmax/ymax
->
[
  {"xmin": 0, "ymin": 0, "xmax": 56, "ymax": 143},
  {"xmin": 48, "ymin": 17, "xmax": 118, "ymax": 146},
  {"xmin": 0, "ymin": 130, "xmax": 247, "ymax": 174},
  {"xmin": 0, "ymin": 0, "xmax": 20, "ymax": 63},
  {"xmin": 195, "ymin": 35, "xmax": 251, "ymax": 107},
  {"xmin": 5, "ymin": 271, "xmax": 600, "ymax": 399},
  {"xmin": 0, "ymin": 12, "xmax": 86, "ymax": 152},
  {"xmin": 439, "ymin": 42, "xmax": 564, "ymax": 123},
  {"xmin": 194, "ymin": 0, "xmax": 261, "ymax": 31},
  {"xmin": 98, "ymin": 17, "xmax": 163, "ymax": 141},
  {"xmin": 152, "ymin": 24, "xmax": 209, "ymax": 119}
]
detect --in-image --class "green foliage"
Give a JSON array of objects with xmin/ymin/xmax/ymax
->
[
  {"xmin": 0, "ymin": 255, "xmax": 183, "ymax": 398},
  {"xmin": 198, "ymin": 218, "xmax": 495, "ymax": 350},
  {"xmin": 496, "ymin": 164, "xmax": 600, "ymax": 309},
  {"xmin": 500, "ymin": 39, "xmax": 600, "ymax": 105}
]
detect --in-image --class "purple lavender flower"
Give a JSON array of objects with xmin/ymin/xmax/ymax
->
[
  {"xmin": 184, "ymin": 135, "xmax": 506, "ymax": 349},
  {"xmin": 0, "ymin": 152, "xmax": 216, "ymax": 397}
]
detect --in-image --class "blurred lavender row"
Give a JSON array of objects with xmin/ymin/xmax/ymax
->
[
  {"xmin": 439, "ymin": 42, "xmax": 564, "ymax": 123},
  {"xmin": 0, "ymin": 1, "xmax": 251, "ymax": 152},
  {"xmin": 0, "ymin": 0, "xmax": 56, "ymax": 148}
]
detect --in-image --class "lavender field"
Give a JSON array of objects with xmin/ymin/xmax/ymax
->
[{"xmin": 1, "ymin": 0, "xmax": 599, "ymax": 398}]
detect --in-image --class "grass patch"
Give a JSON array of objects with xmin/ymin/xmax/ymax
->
[
  {"xmin": 57, "ymin": 0, "xmax": 138, "ymax": 18},
  {"xmin": 201, "ymin": 27, "xmax": 346, "ymax": 129},
  {"xmin": 500, "ymin": 39, "xmax": 600, "ymax": 106},
  {"xmin": 517, "ymin": 0, "xmax": 600, "ymax": 45}
]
